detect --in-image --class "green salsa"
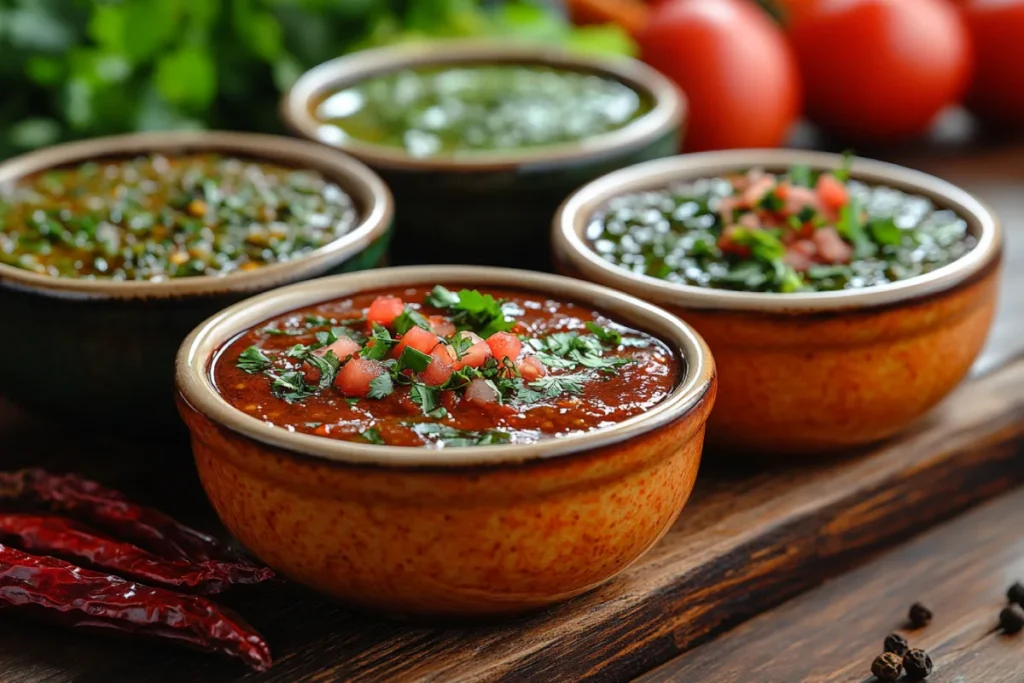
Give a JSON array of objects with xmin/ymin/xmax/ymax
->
[
  {"xmin": 586, "ymin": 163, "xmax": 977, "ymax": 293},
  {"xmin": 312, "ymin": 64, "xmax": 652, "ymax": 157},
  {"xmin": 0, "ymin": 154, "xmax": 359, "ymax": 281}
]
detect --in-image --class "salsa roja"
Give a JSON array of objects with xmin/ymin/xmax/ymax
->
[{"xmin": 212, "ymin": 285, "xmax": 680, "ymax": 448}]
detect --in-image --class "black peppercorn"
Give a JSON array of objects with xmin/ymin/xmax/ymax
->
[
  {"xmin": 1008, "ymin": 581, "xmax": 1024, "ymax": 607},
  {"xmin": 871, "ymin": 652, "xmax": 903, "ymax": 681},
  {"xmin": 909, "ymin": 602, "xmax": 933, "ymax": 629},
  {"xmin": 903, "ymin": 648, "xmax": 933, "ymax": 681},
  {"xmin": 882, "ymin": 632, "xmax": 909, "ymax": 656},
  {"xmin": 999, "ymin": 605, "xmax": 1024, "ymax": 634}
]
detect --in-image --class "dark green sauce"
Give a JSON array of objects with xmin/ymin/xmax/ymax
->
[
  {"xmin": 0, "ymin": 154, "xmax": 358, "ymax": 281},
  {"xmin": 586, "ymin": 167, "xmax": 977, "ymax": 293},
  {"xmin": 312, "ymin": 64, "xmax": 652, "ymax": 157}
]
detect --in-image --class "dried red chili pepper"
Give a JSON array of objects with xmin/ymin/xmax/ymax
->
[
  {"xmin": 0, "ymin": 513, "xmax": 273, "ymax": 594},
  {"xmin": 0, "ymin": 544, "xmax": 272, "ymax": 671},
  {"xmin": 0, "ymin": 469, "xmax": 248, "ymax": 564}
]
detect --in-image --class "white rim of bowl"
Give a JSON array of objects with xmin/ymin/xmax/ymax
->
[
  {"xmin": 553, "ymin": 149, "xmax": 1003, "ymax": 312},
  {"xmin": 176, "ymin": 265, "xmax": 715, "ymax": 468},
  {"xmin": 0, "ymin": 131, "xmax": 393, "ymax": 300},
  {"xmin": 281, "ymin": 39, "xmax": 685, "ymax": 173}
]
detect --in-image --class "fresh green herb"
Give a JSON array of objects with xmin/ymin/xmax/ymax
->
[
  {"xmin": 285, "ymin": 343, "xmax": 310, "ymax": 358},
  {"xmin": 362, "ymin": 323, "xmax": 394, "ymax": 361},
  {"xmin": 359, "ymin": 428, "xmax": 385, "ymax": 445},
  {"xmin": 304, "ymin": 350, "xmax": 342, "ymax": 390},
  {"xmin": 449, "ymin": 333, "xmax": 475, "ymax": 359},
  {"xmin": 344, "ymin": 397, "xmax": 360, "ymax": 407},
  {"xmin": 305, "ymin": 315, "xmax": 334, "ymax": 327},
  {"xmin": 367, "ymin": 373, "xmax": 394, "ymax": 399},
  {"xmin": 393, "ymin": 307, "xmax": 432, "ymax": 335},
  {"xmin": 788, "ymin": 164, "xmax": 813, "ymax": 187},
  {"xmin": 869, "ymin": 218, "xmax": 903, "ymax": 246},
  {"xmin": 425, "ymin": 285, "xmax": 461, "ymax": 308},
  {"xmin": 585, "ymin": 321, "xmax": 622, "ymax": 345},
  {"xmin": 409, "ymin": 423, "xmax": 512, "ymax": 447},
  {"xmin": 397, "ymin": 346, "xmax": 432, "ymax": 373},
  {"xmin": 426, "ymin": 287, "xmax": 515, "ymax": 337},
  {"xmin": 262, "ymin": 327, "xmax": 303, "ymax": 336},
  {"xmin": 529, "ymin": 373, "xmax": 589, "ymax": 398},
  {"xmin": 270, "ymin": 371, "xmax": 315, "ymax": 403},
  {"xmin": 409, "ymin": 384, "xmax": 441, "ymax": 415},
  {"xmin": 833, "ymin": 150, "xmax": 855, "ymax": 182},
  {"xmin": 236, "ymin": 346, "xmax": 272, "ymax": 374},
  {"xmin": 758, "ymin": 189, "xmax": 785, "ymax": 212},
  {"xmin": 304, "ymin": 422, "xmax": 323, "ymax": 429},
  {"xmin": 837, "ymin": 196, "xmax": 877, "ymax": 259}
]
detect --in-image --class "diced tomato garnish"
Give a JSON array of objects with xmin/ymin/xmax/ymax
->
[
  {"xmin": 741, "ymin": 174, "xmax": 776, "ymax": 207},
  {"xmin": 419, "ymin": 344, "xmax": 455, "ymax": 386},
  {"xmin": 717, "ymin": 226, "xmax": 751, "ymax": 257},
  {"xmin": 516, "ymin": 355, "xmax": 547, "ymax": 381},
  {"xmin": 783, "ymin": 240, "xmax": 817, "ymax": 271},
  {"xmin": 464, "ymin": 378, "xmax": 499, "ymax": 405},
  {"xmin": 452, "ymin": 331, "xmax": 492, "ymax": 370},
  {"xmin": 392, "ymin": 326, "xmax": 439, "ymax": 358},
  {"xmin": 334, "ymin": 358, "xmax": 386, "ymax": 397},
  {"xmin": 366, "ymin": 296, "xmax": 405, "ymax": 327},
  {"xmin": 813, "ymin": 226, "xmax": 853, "ymax": 263},
  {"xmin": 816, "ymin": 174, "xmax": 849, "ymax": 213},
  {"xmin": 717, "ymin": 195, "xmax": 740, "ymax": 222},
  {"xmin": 316, "ymin": 337, "xmax": 360, "ymax": 360},
  {"xmin": 783, "ymin": 185, "xmax": 820, "ymax": 219},
  {"xmin": 428, "ymin": 315, "xmax": 456, "ymax": 338},
  {"xmin": 485, "ymin": 331, "xmax": 522, "ymax": 361},
  {"xmin": 737, "ymin": 212, "xmax": 760, "ymax": 230}
]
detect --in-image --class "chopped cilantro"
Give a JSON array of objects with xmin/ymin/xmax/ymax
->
[
  {"xmin": 367, "ymin": 373, "xmax": 394, "ymax": 399},
  {"xmin": 585, "ymin": 321, "xmax": 622, "ymax": 345},
  {"xmin": 529, "ymin": 373, "xmax": 589, "ymax": 398},
  {"xmin": 361, "ymin": 323, "xmax": 394, "ymax": 361},
  {"xmin": 304, "ymin": 350, "xmax": 341, "ymax": 389},
  {"xmin": 262, "ymin": 327, "xmax": 303, "ymax": 336},
  {"xmin": 393, "ymin": 307, "xmax": 432, "ymax": 335},
  {"xmin": 837, "ymin": 196, "xmax": 877, "ymax": 259},
  {"xmin": 409, "ymin": 383, "xmax": 441, "ymax": 414},
  {"xmin": 304, "ymin": 315, "xmax": 333, "ymax": 327},
  {"xmin": 788, "ymin": 164, "xmax": 813, "ymax": 187},
  {"xmin": 869, "ymin": 217, "xmax": 903, "ymax": 246},
  {"xmin": 270, "ymin": 371, "xmax": 315, "ymax": 403},
  {"xmin": 424, "ymin": 286, "xmax": 514, "ymax": 337},
  {"xmin": 359, "ymin": 428, "xmax": 385, "ymax": 445},
  {"xmin": 409, "ymin": 422, "xmax": 511, "ymax": 447},
  {"xmin": 236, "ymin": 346, "xmax": 272, "ymax": 374},
  {"xmin": 833, "ymin": 150, "xmax": 855, "ymax": 182},
  {"xmin": 424, "ymin": 285, "xmax": 461, "ymax": 308},
  {"xmin": 397, "ymin": 346, "xmax": 432, "ymax": 373}
]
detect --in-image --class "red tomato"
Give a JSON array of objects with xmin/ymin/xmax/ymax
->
[
  {"xmin": 788, "ymin": 0, "xmax": 971, "ymax": 141},
  {"xmin": 335, "ymin": 359, "xmax": 386, "ymax": 397},
  {"xmin": 420, "ymin": 345, "xmax": 455, "ymax": 386},
  {"xmin": 366, "ymin": 296, "xmax": 405, "ymax": 327},
  {"xmin": 464, "ymin": 378, "xmax": 500, "ymax": 405},
  {"xmin": 453, "ymin": 332, "xmax": 492, "ymax": 370},
  {"xmin": 316, "ymin": 337, "xmax": 360, "ymax": 361},
  {"xmin": 428, "ymin": 315, "xmax": 456, "ymax": 338},
  {"xmin": 815, "ymin": 174, "xmax": 848, "ymax": 213},
  {"xmin": 638, "ymin": 0, "xmax": 801, "ymax": 151},
  {"xmin": 392, "ymin": 326, "xmax": 439, "ymax": 358},
  {"xmin": 961, "ymin": 0, "xmax": 1024, "ymax": 129},
  {"xmin": 517, "ymin": 356, "xmax": 547, "ymax": 382},
  {"xmin": 485, "ymin": 332, "xmax": 522, "ymax": 362}
]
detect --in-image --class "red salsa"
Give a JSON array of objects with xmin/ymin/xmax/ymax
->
[{"xmin": 212, "ymin": 285, "xmax": 680, "ymax": 447}]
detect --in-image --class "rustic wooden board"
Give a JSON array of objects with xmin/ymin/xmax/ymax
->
[
  {"xmin": 0, "ymin": 146, "xmax": 1021, "ymax": 683},
  {"xmin": 637, "ymin": 486, "xmax": 1024, "ymax": 683}
]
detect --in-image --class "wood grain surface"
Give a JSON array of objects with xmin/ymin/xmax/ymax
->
[
  {"xmin": 0, "ymin": 139, "xmax": 1020, "ymax": 682},
  {"xmin": 638, "ymin": 486, "xmax": 1024, "ymax": 683}
]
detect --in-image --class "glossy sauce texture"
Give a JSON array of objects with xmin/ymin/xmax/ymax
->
[
  {"xmin": 212, "ymin": 286, "xmax": 680, "ymax": 448},
  {"xmin": 0, "ymin": 154, "xmax": 358, "ymax": 281},
  {"xmin": 312, "ymin": 64, "xmax": 652, "ymax": 157}
]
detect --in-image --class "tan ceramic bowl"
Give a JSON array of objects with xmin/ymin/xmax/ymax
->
[
  {"xmin": 0, "ymin": 131, "xmax": 393, "ymax": 425},
  {"xmin": 553, "ymin": 150, "xmax": 1003, "ymax": 455},
  {"xmin": 175, "ymin": 266, "xmax": 716, "ymax": 617}
]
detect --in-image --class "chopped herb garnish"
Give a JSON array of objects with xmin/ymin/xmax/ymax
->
[
  {"xmin": 304, "ymin": 350, "xmax": 342, "ymax": 389},
  {"xmin": 425, "ymin": 285, "xmax": 461, "ymax": 308},
  {"xmin": 359, "ymin": 428, "xmax": 385, "ymax": 445},
  {"xmin": 393, "ymin": 307, "xmax": 432, "ymax": 335},
  {"xmin": 409, "ymin": 384, "xmax": 440, "ymax": 415},
  {"xmin": 425, "ymin": 286, "xmax": 514, "ymax": 337},
  {"xmin": 529, "ymin": 373, "xmax": 589, "ymax": 398},
  {"xmin": 397, "ymin": 346, "xmax": 432, "ymax": 373},
  {"xmin": 262, "ymin": 327, "xmax": 303, "ymax": 336},
  {"xmin": 270, "ymin": 371, "xmax": 315, "ymax": 403},
  {"xmin": 408, "ymin": 422, "xmax": 512, "ymax": 447},
  {"xmin": 236, "ymin": 346, "xmax": 272, "ymax": 374},
  {"xmin": 367, "ymin": 373, "xmax": 394, "ymax": 399},
  {"xmin": 585, "ymin": 321, "xmax": 622, "ymax": 345},
  {"xmin": 362, "ymin": 323, "xmax": 394, "ymax": 361}
]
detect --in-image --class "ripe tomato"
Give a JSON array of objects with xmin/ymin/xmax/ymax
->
[
  {"xmin": 960, "ymin": 0, "xmax": 1024, "ymax": 129},
  {"xmin": 638, "ymin": 0, "xmax": 802, "ymax": 152},
  {"xmin": 788, "ymin": 0, "xmax": 971, "ymax": 141}
]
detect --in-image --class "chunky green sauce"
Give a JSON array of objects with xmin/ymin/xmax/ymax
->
[
  {"xmin": 312, "ymin": 64, "xmax": 651, "ymax": 157},
  {"xmin": 586, "ymin": 165, "xmax": 977, "ymax": 293},
  {"xmin": 0, "ymin": 154, "xmax": 358, "ymax": 281}
]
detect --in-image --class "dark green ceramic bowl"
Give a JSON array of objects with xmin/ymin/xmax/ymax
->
[
  {"xmin": 281, "ymin": 41, "xmax": 685, "ymax": 271},
  {"xmin": 0, "ymin": 131, "xmax": 393, "ymax": 426}
]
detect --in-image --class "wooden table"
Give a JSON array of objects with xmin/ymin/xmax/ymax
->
[{"xmin": 0, "ymin": 127, "xmax": 1022, "ymax": 682}]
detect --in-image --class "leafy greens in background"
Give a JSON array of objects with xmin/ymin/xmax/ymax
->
[{"xmin": 0, "ymin": 0, "xmax": 636, "ymax": 159}]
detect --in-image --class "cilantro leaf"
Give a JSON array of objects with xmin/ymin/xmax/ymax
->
[
  {"xmin": 397, "ymin": 346, "xmax": 432, "ymax": 373},
  {"xmin": 529, "ymin": 373, "xmax": 589, "ymax": 398},
  {"xmin": 362, "ymin": 323, "xmax": 394, "ymax": 361},
  {"xmin": 304, "ymin": 315, "xmax": 333, "ymax": 327},
  {"xmin": 304, "ymin": 350, "xmax": 341, "ymax": 389},
  {"xmin": 262, "ymin": 327, "xmax": 303, "ymax": 336},
  {"xmin": 869, "ymin": 217, "xmax": 903, "ymax": 246},
  {"xmin": 408, "ymin": 422, "xmax": 511, "ymax": 447},
  {"xmin": 788, "ymin": 164, "xmax": 813, "ymax": 188},
  {"xmin": 425, "ymin": 285, "xmax": 461, "ymax": 308},
  {"xmin": 837, "ymin": 196, "xmax": 877, "ymax": 259},
  {"xmin": 367, "ymin": 373, "xmax": 394, "ymax": 399},
  {"xmin": 236, "ymin": 346, "xmax": 272, "ymax": 374},
  {"xmin": 511, "ymin": 378, "xmax": 545, "ymax": 404},
  {"xmin": 409, "ymin": 383, "xmax": 440, "ymax": 414},
  {"xmin": 393, "ymin": 307, "xmax": 432, "ymax": 335},
  {"xmin": 833, "ymin": 150, "xmax": 854, "ymax": 182},
  {"xmin": 359, "ymin": 428, "xmax": 385, "ymax": 445},
  {"xmin": 585, "ymin": 321, "xmax": 622, "ymax": 346},
  {"xmin": 270, "ymin": 371, "xmax": 315, "ymax": 403},
  {"xmin": 285, "ymin": 343, "xmax": 310, "ymax": 358},
  {"xmin": 314, "ymin": 330, "xmax": 337, "ymax": 348}
]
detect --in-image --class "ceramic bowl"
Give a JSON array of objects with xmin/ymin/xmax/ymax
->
[
  {"xmin": 0, "ymin": 131, "xmax": 393, "ymax": 425},
  {"xmin": 175, "ymin": 266, "xmax": 716, "ymax": 617},
  {"xmin": 281, "ymin": 41, "xmax": 685, "ymax": 271},
  {"xmin": 553, "ymin": 150, "xmax": 1003, "ymax": 455}
]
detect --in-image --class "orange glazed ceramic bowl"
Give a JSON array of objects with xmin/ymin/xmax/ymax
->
[
  {"xmin": 553, "ymin": 150, "xmax": 1003, "ymax": 455},
  {"xmin": 175, "ymin": 266, "xmax": 716, "ymax": 617}
]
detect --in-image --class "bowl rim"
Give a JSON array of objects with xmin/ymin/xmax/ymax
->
[
  {"xmin": 552, "ymin": 149, "xmax": 1004, "ymax": 312},
  {"xmin": 175, "ymin": 265, "xmax": 715, "ymax": 468},
  {"xmin": 280, "ymin": 39, "xmax": 686, "ymax": 173},
  {"xmin": 0, "ymin": 130, "xmax": 394, "ymax": 300}
]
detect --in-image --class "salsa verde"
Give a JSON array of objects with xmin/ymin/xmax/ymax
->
[
  {"xmin": 586, "ymin": 162, "xmax": 977, "ymax": 293},
  {"xmin": 0, "ymin": 154, "xmax": 358, "ymax": 281},
  {"xmin": 312, "ymin": 64, "xmax": 652, "ymax": 157},
  {"xmin": 213, "ymin": 285, "xmax": 679, "ymax": 448}
]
